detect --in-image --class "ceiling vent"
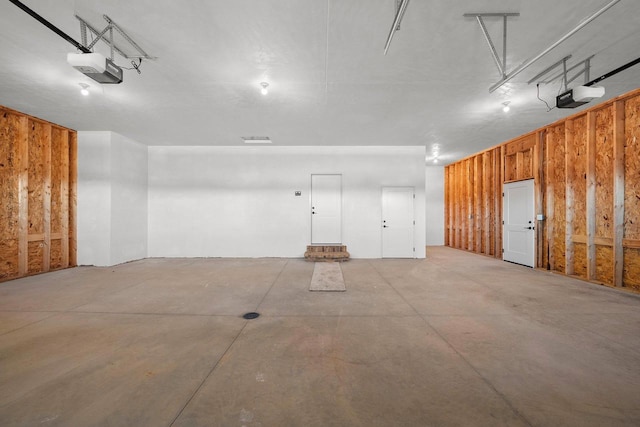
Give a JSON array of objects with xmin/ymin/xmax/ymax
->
[{"xmin": 241, "ymin": 137, "xmax": 272, "ymax": 144}]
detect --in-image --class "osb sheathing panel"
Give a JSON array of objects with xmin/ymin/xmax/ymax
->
[
  {"xmin": 571, "ymin": 116, "xmax": 588, "ymax": 238},
  {"xmin": 50, "ymin": 238, "xmax": 62, "ymax": 270},
  {"xmin": 27, "ymin": 119, "xmax": 46, "ymax": 235},
  {"xmin": 595, "ymin": 107, "xmax": 614, "ymax": 239},
  {"xmin": 573, "ymin": 242, "xmax": 588, "ymax": 278},
  {"xmin": 522, "ymin": 149, "xmax": 533, "ymax": 179},
  {"xmin": 1, "ymin": 106, "xmax": 76, "ymax": 282},
  {"xmin": 50, "ymin": 127, "xmax": 63, "ymax": 234},
  {"xmin": 623, "ymin": 248, "xmax": 640, "ymax": 290},
  {"xmin": 28, "ymin": 241, "xmax": 43, "ymax": 274},
  {"xmin": 595, "ymin": 245, "xmax": 614, "ymax": 286},
  {"xmin": 624, "ymin": 96, "xmax": 640, "ymax": 240},
  {"xmin": 0, "ymin": 239, "xmax": 19, "ymax": 280},
  {"xmin": 551, "ymin": 124, "xmax": 566, "ymax": 272},
  {"xmin": 1, "ymin": 112, "xmax": 20, "ymax": 240},
  {"xmin": 504, "ymin": 154, "xmax": 517, "ymax": 181}
]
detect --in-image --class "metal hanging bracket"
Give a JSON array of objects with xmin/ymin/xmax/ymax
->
[
  {"xmin": 75, "ymin": 14, "xmax": 155, "ymax": 60},
  {"xmin": 528, "ymin": 55, "xmax": 595, "ymax": 90},
  {"xmin": 486, "ymin": 0, "xmax": 621, "ymax": 93},
  {"xmin": 463, "ymin": 13, "xmax": 520, "ymax": 79}
]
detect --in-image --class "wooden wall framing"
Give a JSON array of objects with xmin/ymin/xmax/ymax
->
[
  {"xmin": 1, "ymin": 106, "xmax": 77, "ymax": 282},
  {"xmin": 444, "ymin": 88, "xmax": 640, "ymax": 290}
]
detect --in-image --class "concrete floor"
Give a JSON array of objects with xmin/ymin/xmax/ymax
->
[{"xmin": 1, "ymin": 247, "xmax": 639, "ymax": 426}]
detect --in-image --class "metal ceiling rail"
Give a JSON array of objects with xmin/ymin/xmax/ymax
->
[
  {"xmin": 488, "ymin": 0, "xmax": 622, "ymax": 93},
  {"xmin": 9, "ymin": 0, "xmax": 91, "ymax": 53},
  {"xmin": 384, "ymin": 0, "xmax": 410, "ymax": 55}
]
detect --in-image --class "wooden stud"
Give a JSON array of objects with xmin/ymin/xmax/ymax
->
[
  {"xmin": 444, "ymin": 166, "xmax": 449, "ymax": 246},
  {"xmin": 42, "ymin": 124, "xmax": 52, "ymax": 272},
  {"xmin": 534, "ymin": 131, "xmax": 544, "ymax": 268},
  {"xmin": 468, "ymin": 158, "xmax": 475, "ymax": 251},
  {"xmin": 497, "ymin": 145, "xmax": 505, "ymax": 258},
  {"xmin": 565, "ymin": 119, "xmax": 575, "ymax": 276},
  {"xmin": 545, "ymin": 129, "xmax": 556, "ymax": 271},
  {"xmin": 623, "ymin": 239, "xmax": 640, "ymax": 249},
  {"xmin": 460, "ymin": 161, "xmax": 467, "ymax": 249},
  {"xmin": 68, "ymin": 131, "xmax": 78, "ymax": 267},
  {"xmin": 613, "ymin": 100, "xmax": 625, "ymax": 287},
  {"xmin": 482, "ymin": 151, "xmax": 490, "ymax": 255},
  {"xmin": 450, "ymin": 166, "xmax": 456, "ymax": 247},
  {"xmin": 453, "ymin": 162, "xmax": 462, "ymax": 249},
  {"xmin": 586, "ymin": 112, "xmax": 596, "ymax": 280},
  {"xmin": 61, "ymin": 130, "xmax": 70, "ymax": 268},
  {"xmin": 17, "ymin": 116, "xmax": 29, "ymax": 276}
]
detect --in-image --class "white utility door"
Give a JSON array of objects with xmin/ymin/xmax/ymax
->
[
  {"xmin": 382, "ymin": 187, "xmax": 415, "ymax": 258},
  {"xmin": 311, "ymin": 174, "xmax": 342, "ymax": 244},
  {"xmin": 503, "ymin": 179, "xmax": 535, "ymax": 267}
]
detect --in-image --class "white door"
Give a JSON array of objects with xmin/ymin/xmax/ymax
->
[
  {"xmin": 382, "ymin": 187, "xmax": 415, "ymax": 258},
  {"xmin": 311, "ymin": 174, "xmax": 342, "ymax": 244},
  {"xmin": 503, "ymin": 179, "xmax": 535, "ymax": 267}
]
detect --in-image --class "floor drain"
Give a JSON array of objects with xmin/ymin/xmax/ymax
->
[{"xmin": 242, "ymin": 312, "xmax": 260, "ymax": 320}]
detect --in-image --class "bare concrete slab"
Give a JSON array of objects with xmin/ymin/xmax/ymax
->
[{"xmin": 0, "ymin": 247, "xmax": 639, "ymax": 426}]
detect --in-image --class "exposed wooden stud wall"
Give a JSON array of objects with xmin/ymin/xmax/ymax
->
[
  {"xmin": 0, "ymin": 106, "xmax": 76, "ymax": 282},
  {"xmin": 443, "ymin": 88, "xmax": 640, "ymax": 291}
]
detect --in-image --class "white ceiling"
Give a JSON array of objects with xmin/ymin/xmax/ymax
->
[{"xmin": 1, "ymin": 0, "xmax": 639, "ymax": 163}]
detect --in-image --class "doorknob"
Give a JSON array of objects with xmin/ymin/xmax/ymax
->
[
  {"xmin": 524, "ymin": 226, "xmax": 534, "ymax": 230},
  {"xmin": 383, "ymin": 225, "xmax": 388, "ymax": 228}
]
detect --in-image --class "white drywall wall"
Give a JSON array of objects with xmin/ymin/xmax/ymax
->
[
  {"xmin": 148, "ymin": 146, "xmax": 426, "ymax": 258},
  {"xmin": 110, "ymin": 133, "xmax": 148, "ymax": 265},
  {"xmin": 77, "ymin": 131, "xmax": 148, "ymax": 266},
  {"xmin": 77, "ymin": 132, "xmax": 112, "ymax": 266},
  {"xmin": 425, "ymin": 165, "xmax": 445, "ymax": 246}
]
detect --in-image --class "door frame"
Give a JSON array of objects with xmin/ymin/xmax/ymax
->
[
  {"xmin": 381, "ymin": 186, "xmax": 415, "ymax": 258},
  {"xmin": 310, "ymin": 174, "xmax": 343, "ymax": 244},
  {"xmin": 502, "ymin": 178, "xmax": 535, "ymax": 267}
]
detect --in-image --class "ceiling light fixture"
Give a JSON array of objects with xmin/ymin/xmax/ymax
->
[
  {"xmin": 502, "ymin": 101, "xmax": 511, "ymax": 112},
  {"xmin": 260, "ymin": 82, "xmax": 269, "ymax": 95},
  {"xmin": 79, "ymin": 82, "xmax": 90, "ymax": 96}
]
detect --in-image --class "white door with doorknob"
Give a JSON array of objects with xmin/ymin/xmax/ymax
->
[
  {"xmin": 311, "ymin": 174, "xmax": 342, "ymax": 244},
  {"xmin": 503, "ymin": 179, "xmax": 535, "ymax": 267},
  {"xmin": 382, "ymin": 187, "xmax": 415, "ymax": 258}
]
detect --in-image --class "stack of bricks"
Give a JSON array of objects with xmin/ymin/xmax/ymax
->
[{"xmin": 304, "ymin": 245, "xmax": 350, "ymax": 262}]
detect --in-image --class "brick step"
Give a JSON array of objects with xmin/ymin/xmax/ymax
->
[{"xmin": 304, "ymin": 245, "xmax": 350, "ymax": 262}]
